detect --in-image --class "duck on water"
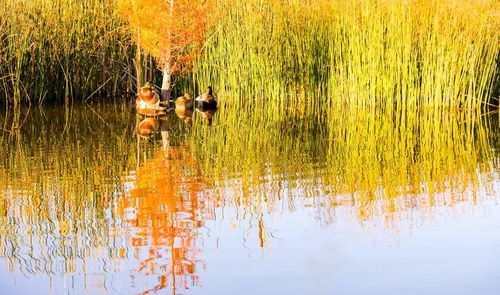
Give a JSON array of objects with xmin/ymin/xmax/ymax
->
[
  {"xmin": 136, "ymin": 82, "xmax": 168, "ymax": 111},
  {"xmin": 137, "ymin": 83, "xmax": 217, "ymax": 113},
  {"xmin": 175, "ymin": 93, "xmax": 194, "ymax": 110},
  {"xmin": 195, "ymin": 86, "xmax": 217, "ymax": 110}
]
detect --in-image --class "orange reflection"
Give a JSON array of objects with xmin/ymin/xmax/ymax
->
[{"xmin": 116, "ymin": 125, "xmax": 216, "ymax": 294}]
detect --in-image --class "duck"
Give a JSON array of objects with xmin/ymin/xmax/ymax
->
[
  {"xmin": 136, "ymin": 82, "xmax": 161, "ymax": 109},
  {"xmin": 175, "ymin": 93, "xmax": 194, "ymax": 110},
  {"xmin": 195, "ymin": 86, "xmax": 218, "ymax": 110}
]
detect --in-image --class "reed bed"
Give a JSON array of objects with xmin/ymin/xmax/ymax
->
[
  {"xmin": 0, "ymin": 0, "xmax": 498, "ymax": 116},
  {"xmin": 194, "ymin": 0, "xmax": 500, "ymax": 116},
  {"xmin": 1, "ymin": 1, "xmax": 499, "ymax": 289},
  {"xmin": 0, "ymin": 0, "xmax": 133, "ymax": 108}
]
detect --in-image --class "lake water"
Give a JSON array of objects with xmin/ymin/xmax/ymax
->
[{"xmin": 0, "ymin": 103, "xmax": 499, "ymax": 294}]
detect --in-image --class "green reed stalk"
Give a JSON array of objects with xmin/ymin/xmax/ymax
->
[
  {"xmin": 0, "ymin": 0, "xmax": 134, "ymax": 106},
  {"xmin": 192, "ymin": 0, "xmax": 499, "ymax": 118}
]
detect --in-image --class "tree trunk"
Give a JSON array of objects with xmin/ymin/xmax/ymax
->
[
  {"xmin": 135, "ymin": 30, "xmax": 142, "ymax": 93},
  {"xmin": 160, "ymin": 0, "xmax": 175, "ymax": 102},
  {"xmin": 161, "ymin": 66, "xmax": 171, "ymax": 102}
]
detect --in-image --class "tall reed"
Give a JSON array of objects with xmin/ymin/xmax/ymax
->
[
  {"xmin": 193, "ymin": 0, "xmax": 500, "ymax": 116},
  {"xmin": 0, "ymin": 0, "xmax": 133, "ymax": 107},
  {"xmin": 1, "ymin": 0, "xmax": 497, "ymax": 115}
]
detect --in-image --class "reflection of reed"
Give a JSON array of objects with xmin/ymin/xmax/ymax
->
[
  {"xmin": 190, "ymin": 107, "xmax": 499, "ymax": 228},
  {"xmin": 0, "ymin": 103, "xmax": 498, "ymax": 294},
  {"xmin": 324, "ymin": 111, "xmax": 498, "ymax": 222},
  {"xmin": 0, "ymin": 104, "xmax": 139, "ymax": 290}
]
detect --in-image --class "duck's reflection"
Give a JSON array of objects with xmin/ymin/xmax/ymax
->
[
  {"xmin": 175, "ymin": 107, "xmax": 194, "ymax": 124},
  {"xmin": 136, "ymin": 117, "xmax": 160, "ymax": 139},
  {"xmin": 197, "ymin": 109, "xmax": 216, "ymax": 126}
]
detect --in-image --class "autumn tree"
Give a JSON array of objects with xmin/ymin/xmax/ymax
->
[{"xmin": 117, "ymin": 0, "xmax": 217, "ymax": 101}]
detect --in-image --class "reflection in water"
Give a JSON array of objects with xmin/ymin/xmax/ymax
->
[
  {"xmin": 122, "ymin": 114, "xmax": 212, "ymax": 293},
  {"xmin": 0, "ymin": 103, "xmax": 498, "ymax": 294},
  {"xmin": 197, "ymin": 109, "xmax": 216, "ymax": 126},
  {"xmin": 136, "ymin": 117, "xmax": 160, "ymax": 138},
  {"xmin": 175, "ymin": 107, "xmax": 194, "ymax": 124},
  {"xmin": 322, "ymin": 111, "xmax": 499, "ymax": 226}
]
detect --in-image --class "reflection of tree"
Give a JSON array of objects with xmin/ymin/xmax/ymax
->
[{"xmin": 116, "ymin": 125, "xmax": 214, "ymax": 294}]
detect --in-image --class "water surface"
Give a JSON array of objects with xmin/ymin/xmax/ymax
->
[{"xmin": 0, "ymin": 103, "xmax": 499, "ymax": 294}]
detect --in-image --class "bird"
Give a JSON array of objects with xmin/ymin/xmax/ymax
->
[
  {"xmin": 195, "ymin": 86, "xmax": 217, "ymax": 110},
  {"xmin": 136, "ymin": 82, "xmax": 160, "ymax": 109},
  {"xmin": 175, "ymin": 93, "xmax": 194, "ymax": 110}
]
